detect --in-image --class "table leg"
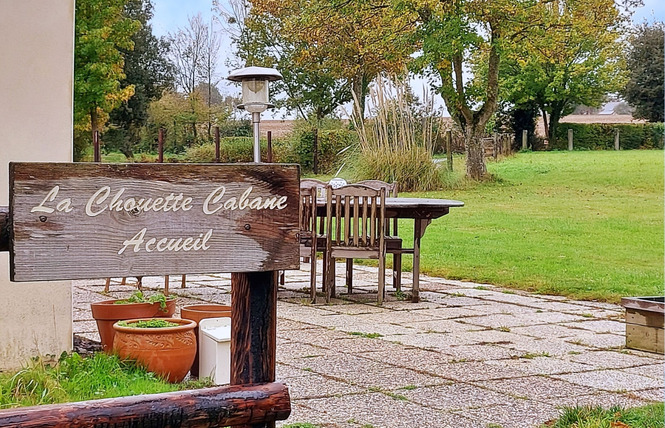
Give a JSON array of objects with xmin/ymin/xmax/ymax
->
[{"xmin": 411, "ymin": 218, "xmax": 431, "ymax": 303}]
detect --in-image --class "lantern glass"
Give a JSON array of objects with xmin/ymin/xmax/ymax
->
[{"xmin": 241, "ymin": 79, "xmax": 269, "ymax": 113}]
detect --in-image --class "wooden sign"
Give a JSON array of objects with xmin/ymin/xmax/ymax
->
[{"xmin": 9, "ymin": 163, "xmax": 300, "ymax": 282}]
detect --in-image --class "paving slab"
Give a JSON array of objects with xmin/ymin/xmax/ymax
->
[
  {"xmin": 299, "ymin": 393, "xmax": 478, "ymax": 428},
  {"xmin": 553, "ymin": 369, "xmax": 664, "ymax": 392},
  {"xmin": 474, "ymin": 375, "xmax": 598, "ymax": 400},
  {"xmin": 567, "ymin": 350, "xmax": 662, "ymax": 370},
  {"xmin": 451, "ymin": 398, "xmax": 559, "ymax": 428}
]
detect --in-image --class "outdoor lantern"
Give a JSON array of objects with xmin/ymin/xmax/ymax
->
[{"xmin": 227, "ymin": 66, "xmax": 283, "ymax": 162}]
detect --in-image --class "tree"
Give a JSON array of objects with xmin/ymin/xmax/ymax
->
[
  {"xmin": 247, "ymin": 0, "xmax": 417, "ymax": 120},
  {"xmin": 168, "ymin": 14, "xmax": 208, "ymax": 95},
  {"xmin": 74, "ymin": 0, "xmax": 140, "ymax": 160},
  {"xmin": 623, "ymin": 22, "xmax": 664, "ymax": 122},
  {"xmin": 107, "ymin": 0, "xmax": 174, "ymax": 158},
  {"xmin": 500, "ymin": 0, "xmax": 628, "ymax": 144},
  {"xmin": 408, "ymin": 0, "xmax": 539, "ymax": 180}
]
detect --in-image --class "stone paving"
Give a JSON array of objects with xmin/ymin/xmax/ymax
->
[{"xmin": 73, "ymin": 262, "xmax": 664, "ymax": 428}]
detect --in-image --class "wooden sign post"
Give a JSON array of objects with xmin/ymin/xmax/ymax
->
[{"xmin": 0, "ymin": 162, "xmax": 300, "ymax": 428}]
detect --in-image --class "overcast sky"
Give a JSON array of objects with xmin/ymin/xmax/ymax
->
[{"xmin": 150, "ymin": 0, "xmax": 665, "ymax": 118}]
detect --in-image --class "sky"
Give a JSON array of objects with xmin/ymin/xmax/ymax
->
[{"xmin": 150, "ymin": 0, "xmax": 665, "ymax": 118}]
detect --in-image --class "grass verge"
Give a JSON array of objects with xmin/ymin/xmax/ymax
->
[
  {"xmin": 0, "ymin": 352, "xmax": 212, "ymax": 408},
  {"xmin": 543, "ymin": 403, "xmax": 664, "ymax": 427}
]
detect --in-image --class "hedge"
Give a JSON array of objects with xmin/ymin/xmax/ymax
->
[
  {"xmin": 552, "ymin": 122, "xmax": 664, "ymax": 150},
  {"xmin": 291, "ymin": 128, "xmax": 358, "ymax": 173},
  {"xmin": 183, "ymin": 137, "xmax": 291, "ymax": 163}
]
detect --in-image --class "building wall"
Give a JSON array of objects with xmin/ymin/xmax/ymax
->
[{"xmin": 0, "ymin": 0, "xmax": 75, "ymax": 369}]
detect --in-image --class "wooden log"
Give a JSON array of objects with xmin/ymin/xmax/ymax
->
[
  {"xmin": 232, "ymin": 271, "xmax": 278, "ymax": 428},
  {"xmin": 0, "ymin": 382, "xmax": 291, "ymax": 428},
  {"xmin": 0, "ymin": 206, "xmax": 8, "ymax": 252}
]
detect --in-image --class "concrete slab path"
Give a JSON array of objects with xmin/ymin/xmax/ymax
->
[{"xmin": 73, "ymin": 262, "xmax": 664, "ymax": 428}]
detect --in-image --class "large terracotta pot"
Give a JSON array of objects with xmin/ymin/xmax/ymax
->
[
  {"xmin": 181, "ymin": 304, "xmax": 232, "ymax": 377},
  {"xmin": 112, "ymin": 318, "xmax": 197, "ymax": 383},
  {"xmin": 91, "ymin": 299, "xmax": 176, "ymax": 352}
]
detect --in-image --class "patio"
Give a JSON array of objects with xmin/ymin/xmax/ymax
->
[{"xmin": 73, "ymin": 263, "xmax": 664, "ymax": 428}]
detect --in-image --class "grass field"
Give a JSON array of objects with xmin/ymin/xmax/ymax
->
[{"xmin": 397, "ymin": 150, "xmax": 664, "ymax": 302}]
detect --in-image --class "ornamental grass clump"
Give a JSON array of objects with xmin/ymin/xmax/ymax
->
[{"xmin": 351, "ymin": 76, "xmax": 445, "ymax": 192}]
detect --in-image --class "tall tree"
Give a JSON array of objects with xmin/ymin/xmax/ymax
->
[
  {"xmin": 247, "ymin": 0, "xmax": 417, "ymax": 120},
  {"xmin": 622, "ymin": 22, "xmax": 664, "ymax": 122},
  {"xmin": 74, "ymin": 0, "xmax": 140, "ymax": 160},
  {"xmin": 408, "ymin": 0, "xmax": 539, "ymax": 180},
  {"xmin": 223, "ymin": 0, "xmax": 351, "ymax": 122},
  {"xmin": 499, "ymin": 0, "xmax": 628, "ymax": 144},
  {"xmin": 167, "ymin": 14, "xmax": 211, "ymax": 141},
  {"xmin": 107, "ymin": 0, "xmax": 174, "ymax": 157}
]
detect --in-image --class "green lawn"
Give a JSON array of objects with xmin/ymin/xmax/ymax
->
[{"xmin": 399, "ymin": 151, "xmax": 664, "ymax": 302}]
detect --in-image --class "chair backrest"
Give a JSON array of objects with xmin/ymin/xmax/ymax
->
[
  {"xmin": 299, "ymin": 186, "xmax": 318, "ymax": 240},
  {"xmin": 355, "ymin": 180, "xmax": 398, "ymax": 235},
  {"xmin": 300, "ymin": 178, "xmax": 327, "ymax": 198},
  {"xmin": 355, "ymin": 180, "xmax": 398, "ymax": 198},
  {"xmin": 326, "ymin": 184, "xmax": 386, "ymax": 250}
]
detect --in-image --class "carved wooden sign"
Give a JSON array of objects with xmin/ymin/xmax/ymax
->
[{"xmin": 9, "ymin": 163, "xmax": 300, "ymax": 282}]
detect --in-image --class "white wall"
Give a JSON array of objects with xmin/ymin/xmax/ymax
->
[{"xmin": 0, "ymin": 0, "xmax": 74, "ymax": 369}]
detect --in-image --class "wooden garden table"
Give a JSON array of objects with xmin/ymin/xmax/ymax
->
[{"xmin": 317, "ymin": 197, "xmax": 464, "ymax": 302}]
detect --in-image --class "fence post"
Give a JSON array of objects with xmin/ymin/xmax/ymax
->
[
  {"xmin": 312, "ymin": 128, "xmax": 319, "ymax": 175},
  {"xmin": 93, "ymin": 130, "xmax": 101, "ymax": 162},
  {"xmin": 158, "ymin": 128, "xmax": 164, "ymax": 163},
  {"xmin": 521, "ymin": 129, "xmax": 528, "ymax": 151},
  {"xmin": 214, "ymin": 126, "xmax": 220, "ymax": 163},
  {"xmin": 446, "ymin": 129, "xmax": 453, "ymax": 171},
  {"xmin": 267, "ymin": 131, "xmax": 273, "ymax": 163},
  {"xmin": 493, "ymin": 133, "xmax": 498, "ymax": 159},
  {"xmin": 614, "ymin": 129, "xmax": 620, "ymax": 151},
  {"xmin": 568, "ymin": 129, "xmax": 574, "ymax": 151}
]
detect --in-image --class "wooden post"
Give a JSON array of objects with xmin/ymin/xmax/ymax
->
[
  {"xmin": 93, "ymin": 130, "xmax": 101, "ymax": 163},
  {"xmin": 614, "ymin": 129, "xmax": 620, "ymax": 150},
  {"xmin": 158, "ymin": 128, "xmax": 165, "ymax": 163},
  {"xmin": 231, "ymin": 271, "xmax": 277, "ymax": 428},
  {"xmin": 522, "ymin": 129, "xmax": 528, "ymax": 151},
  {"xmin": 492, "ymin": 133, "xmax": 498, "ymax": 160},
  {"xmin": 215, "ymin": 126, "xmax": 221, "ymax": 163},
  {"xmin": 312, "ymin": 128, "xmax": 319, "ymax": 175},
  {"xmin": 446, "ymin": 129, "xmax": 453, "ymax": 171},
  {"xmin": 568, "ymin": 129, "xmax": 573, "ymax": 151},
  {"xmin": 267, "ymin": 131, "xmax": 273, "ymax": 163},
  {"xmin": 0, "ymin": 383, "xmax": 291, "ymax": 428}
]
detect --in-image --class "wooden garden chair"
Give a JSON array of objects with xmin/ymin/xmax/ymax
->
[
  {"xmin": 324, "ymin": 184, "xmax": 389, "ymax": 304},
  {"xmin": 299, "ymin": 184, "xmax": 328, "ymax": 303},
  {"xmin": 353, "ymin": 180, "xmax": 404, "ymax": 291}
]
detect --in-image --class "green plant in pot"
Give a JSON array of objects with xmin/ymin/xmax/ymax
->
[
  {"xmin": 91, "ymin": 291, "xmax": 176, "ymax": 353},
  {"xmin": 112, "ymin": 317, "xmax": 197, "ymax": 383}
]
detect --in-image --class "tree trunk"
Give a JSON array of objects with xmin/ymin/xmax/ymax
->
[
  {"xmin": 464, "ymin": 125, "xmax": 487, "ymax": 180},
  {"xmin": 548, "ymin": 109, "xmax": 562, "ymax": 146},
  {"xmin": 350, "ymin": 74, "xmax": 365, "ymax": 124},
  {"xmin": 90, "ymin": 107, "xmax": 98, "ymax": 142},
  {"xmin": 541, "ymin": 108, "xmax": 549, "ymax": 141}
]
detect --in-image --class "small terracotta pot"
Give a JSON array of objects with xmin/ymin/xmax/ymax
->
[
  {"xmin": 181, "ymin": 304, "xmax": 232, "ymax": 377},
  {"xmin": 91, "ymin": 299, "xmax": 176, "ymax": 353},
  {"xmin": 112, "ymin": 318, "xmax": 197, "ymax": 383}
]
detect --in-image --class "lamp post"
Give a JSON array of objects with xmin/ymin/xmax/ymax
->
[{"xmin": 227, "ymin": 66, "xmax": 283, "ymax": 163}]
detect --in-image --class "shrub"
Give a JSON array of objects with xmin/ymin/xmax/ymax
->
[
  {"xmin": 351, "ymin": 76, "xmax": 443, "ymax": 192},
  {"xmin": 552, "ymin": 123, "xmax": 664, "ymax": 150},
  {"xmin": 183, "ymin": 137, "xmax": 293, "ymax": 163},
  {"xmin": 291, "ymin": 128, "xmax": 358, "ymax": 174}
]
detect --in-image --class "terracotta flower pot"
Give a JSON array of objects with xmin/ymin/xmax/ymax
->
[
  {"xmin": 181, "ymin": 304, "xmax": 232, "ymax": 377},
  {"xmin": 91, "ymin": 299, "xmax": 176, "ymax": 353},
  {"xmin": 112, "ymin": 318, "xmax": 197, "ymax": 383}
]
